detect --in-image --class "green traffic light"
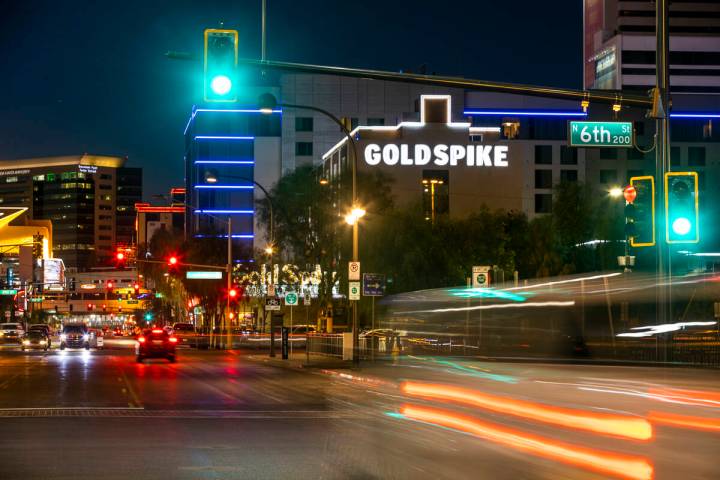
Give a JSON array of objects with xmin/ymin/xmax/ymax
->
[
  {"xmin": 210, "ymin": 75, "xmax": 232, "ymax": 95},
  {"xmin": 672, "ymin": 217, "xmax": 691, "ymax": 236}
]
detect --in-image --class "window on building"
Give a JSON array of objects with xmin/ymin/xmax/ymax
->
[
  {"xmin": 99, "ymin": 184, "xmax": 112, "ymax": 190},
  {"xmin": 5, "ymin": 176, "xmax": 18, "ymax": 183},
  {"xmin": 627, "ymin": 148, "xmax": 645, "ymax": 160},
  {"xmin": 101, "ymin": 194, "xmax": 112, "ymax": 201},
  {"xmin": 295, "ymin": 142, "xmax": 313, "ymax": 156},
  {"xmin": 422, "ymin": 170, "xmax": 449, "ymax": 220},
  {"xmin": 99, "ymin": 235, "xmax": 112, "ymax": 241},
  {"xmin": 534, "ymin": 145, "xmax": 553, "ymax": 165},
  {"xmin": 600, "ymin": 149, "xmax": 616, "ymax": 160},
  {"xmin": 295, "ymin": 117, "xmax": 314, "ymax": 132},
  {"xmin": 367, "ymin": 118, "xmax": 385, "ymax": 126},
  {"xmin": 98, "ymin": 225, "xmax": 112, "ymax": 231},
  {"xmin": 99, "ymin": 205, "xmax": 112, "ymax": 211},
  {"xmin": 100, "ymin": 174, "xmax": 112, "ymax": 180},
  {"xmin": 600, "ymin": 169, "xmax": 618, "ymax": 184},
  {"xmin": 560, "ymin": 146, "xmax": 577, "ymax": 165},
  {"xmin": 671, "ymin": 147, "xmax": 681, "ymax": 166},
  {"xmin": 688, "ymin": 147, "xmax": 706, "ymax": 166},
  {"xmin": 535, "ymin": 194, "xmax": 552, "ymax": 214},
  {"xmin": 560, "ymin": 170, "xmax": 578, "ymax": 183},
  {"xmin": 535, "ymin": 169, "xmax": 553, "ymax": 189}
]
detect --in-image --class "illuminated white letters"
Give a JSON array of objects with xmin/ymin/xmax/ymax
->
[
  {"xmin": 362, "ymin": 143, "xmax": 509, "ymax": 168},
  {"xmin": 365, "ymin": 144, "xmax": 381, "ymax": 165}
]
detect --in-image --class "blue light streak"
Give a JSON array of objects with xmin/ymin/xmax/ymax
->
[
  {"xmin": 194, "ymin": 234, "xmax": 254, "ymax": 239},
  {"xmin": 670, "ymin": 112, "xmax": 720, "ymax": 119},
  {"xmin": 194, "ymin": 136, "xmax": 255, "ymax": 140},
  {"xmin": 448, "ymin": 287, "xmax": 527, "ymax": 302},
  {"xmin": 194, "ymin": 160, "xmax": 254, "ymax": 165},
  {"xmin": 464, "ymin": 110, "xmax": 587, "ymax": 117},
  {"xmin": 194, "ymin": 185, "xmax": 254, "ymax": 189},
  {"xmin": 195, "ymin": 210, "xmax": 254, "ymax": 214}
]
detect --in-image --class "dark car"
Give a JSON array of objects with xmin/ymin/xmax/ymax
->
[
  {"xmin": 136, "ymin": 328, "xmax": 177, "ymax": 363},
  {"xmin": 22, "ymin": 331, "xmax": 50, "ymax": 351},
  {"xmin": 60, "ymin": 324, "xmax": 90, "ymax": 350},
  {"xmin": 28, "ymin": 324, "xmax": 52, "ymax": 348}
]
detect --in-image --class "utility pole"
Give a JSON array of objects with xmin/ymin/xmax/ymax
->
[
  {"xmin": 655, "ymin": 0, "xmax": 671, "ymax": 357},
  {"xmin": 261, "ymin": 0, "xmax": 267, "ymax": 62},
  {"xmin": 226, "ymin": 218, "xmax": 232, "ymax": 349}
]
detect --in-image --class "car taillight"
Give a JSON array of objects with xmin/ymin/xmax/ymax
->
[
  {"xmin": 169, "ymin": 337, "xmax": 178, "ymax": 343},
  {"xmin": 152, "ymin": 329, "xmax": 163, "ymax": 334},
  {"xmin": 138, "ymin": 336, "xmax": 146, "ymax": 343}
]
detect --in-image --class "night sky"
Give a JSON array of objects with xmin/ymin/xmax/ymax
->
[{"xmin": 0, "ymin": 0, "xmax": 582, "ymax": 198}]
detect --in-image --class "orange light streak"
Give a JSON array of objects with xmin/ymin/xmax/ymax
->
[
  {"xmin": 648, "ymin": 411, "xmax": 720, "ymax": 432},
  {"xmin": 402, "ymin": 381, "xmax": 652, "ymax": 441},
  {"xmin": 401, "ymin": 404, "xmax": 653, "ymax": 480}
]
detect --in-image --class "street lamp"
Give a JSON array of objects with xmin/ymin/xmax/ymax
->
[
  {"xmin": 259, "ymin": 92, "xmax": 362, "ymax": 365},
  {"xmin": 608, "ymin": 187, "xmax": 623, "ymax": 198}
]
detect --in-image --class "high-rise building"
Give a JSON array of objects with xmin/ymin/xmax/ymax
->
[
  {"xmin": 583, "ymin": 0, "xmax": 720, "ymax": 95},
  {"xmin": 0, "ymin": 155, "xmax": 142, "ymax": 271}
]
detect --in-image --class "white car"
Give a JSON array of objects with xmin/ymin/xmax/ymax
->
[{"xmin": 0, "ymin": 323, "xmax": 25, "ymax": 344}]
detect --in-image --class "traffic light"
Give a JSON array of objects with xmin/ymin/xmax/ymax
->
[
  {"xmin": 115, "ymin": 250, "xmax": 126, "ymax": 269},
  {"xmin": 665, "ymin": 172, "xmax": 699, "ymax": 244},
  {"xmin": 228, "ymin": 287, "xmax": 239, "ymax": 301},
  {"xmin": 204, "ymin": 29, "xmax": 238, "ymax": 103},
  {"xmin": 629, "ymin": 176, "xmax": 655, "ymax": 247},
  {"xmin": 167, "ymin": 255, "xmax": 178, "ymax": 267},
  {"xmin": 133, "ymin": 282, "xmax": 140, "ymax": 296},
  {"xmin": 106, "ymin": 281, "xmax": 114, "ymax": 293},
  {"xmin": 144, "ymin": 311, "xmax": 153, "ymax": 323}
]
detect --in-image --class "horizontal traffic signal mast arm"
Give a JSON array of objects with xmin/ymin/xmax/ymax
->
[
  {"xmin": 242, "ymin": 58, "xmax": 653, "ymax": 108},
  {"xmin": 135, "ymin": 259, "xmax": 229, "ymax": 271}
]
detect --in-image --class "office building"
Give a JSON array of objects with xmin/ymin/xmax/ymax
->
[{"xmin": 0, "ymin": 155, "xmax": 142, "ymax": 271}]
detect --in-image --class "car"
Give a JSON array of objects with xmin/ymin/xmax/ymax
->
[
  {"xmin": 172, "ymin": 322, "xmax": 197, "ymax": 347},
  {"xmin": 113, "ymin": 327, "xmax": 124, "ymax": 337},
  {"xmin": 0, "ymin": 323, "xmax": 25, "ymax": 344},
  {"xmin": 22, "ymin": 331, "xmax": 50, "ymax": 351},
  {"xmin": 136, "ymin": 328, "xmax": 177, "ymax": 363},
  {"xmin": 28, "ymin": 324, "xmax": 52, "ymax": 347},
  {"xmin": 87, "ymin": 329, "xmax": 104, "ymax": 349},
  {"xmin": 60, "ymin": 324, "xmax": 90, "ymax": 350}
]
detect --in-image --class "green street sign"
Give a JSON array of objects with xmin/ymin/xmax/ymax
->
[
  {"xmin": 285, "ymin": 292, "xmax": 298, "ymax": 306},
  {"xmin": 0, "ymin": 289, "xmax": 17, "ymax": 295},
  {"xmin": 568, "ymin": 121, "xmax": 633, "ymax": 148},
  {"xmin": 29, "ymin": 297, "xmax": 44, "ymax": 303},
  {"xmin": 186, "ymin": 271, "xmax": 223, "ymax": 280}
]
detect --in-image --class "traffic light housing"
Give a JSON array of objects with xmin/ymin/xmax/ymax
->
[
  {"xmin": 106, "ymin": 281, "xmax": 114, "ymax": 293},
  {"xmin": 204, "ymin": 29, "xmax": 238, "ymax": 103},
  {"xmin": 133, "ymin": 283, "xmax": 140, "ymax": 296},
  {"xmin": 629, "ymin": 176, "xmax": 655, "ymax": 247},
  {"xmin": 665, "ymin": 172, "xmax": 699, "ymax": 244}
]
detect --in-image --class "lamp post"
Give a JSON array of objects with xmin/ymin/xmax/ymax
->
[{"xmin": 259, "ymin": 93, "xmax": 362, "ymax": 365}]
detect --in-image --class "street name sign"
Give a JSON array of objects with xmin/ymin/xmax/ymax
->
[
  {"xmin": 568, "ymin": 121, "xmax": 633, "ymax": 148},
  {"xmin": 348, "ymin": 261, "xmax": 361, "ymax": 281},
  {"xmin": 349, "ymin": 282, "xmax": 361, "ymax": 301},
  {"xmin": 0, "ymin": 289, "xmax": 17, "ymax": 295},
  {"xmin": 265, "ymin": 297, "xmax": 281, "ymax": 311},
  {"xmin": 285, "ymin": 291, "xmax": 299, "ymax": 306},
  {"xmin": 186, "ymin": 271, "xmax": 223, "ymax": 280},
  {"xmin": 362, "ymin": 273, "xmax": 386, "ymax": 296}
]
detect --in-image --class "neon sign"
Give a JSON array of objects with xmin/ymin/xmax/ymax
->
[{"xmin": 364, "ymin": 143, "xmax": 509, "ymax": 167}]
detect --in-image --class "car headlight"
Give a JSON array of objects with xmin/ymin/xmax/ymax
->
[
  {"xmin": 60, "ymin": 334, "xmax": 67, "ymax": 341},
  {"xmin": 39, "ymin": 340, "xmax": 47, "ymax": 345},
  {"xmin": 22, "ymin": 340, "xmax": 30, "ymax": 345},
  {"xmin": 83, "ymin": 334, "xmax": 90, "ymax": 341}
]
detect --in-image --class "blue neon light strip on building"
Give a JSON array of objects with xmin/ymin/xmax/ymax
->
[
  {"xmin": 194, "ymin": 160, "xmax": 254, "ymax": 165},
  {"xmin": 194, "ymin": 135, "xmax": 255, "ymax": 140},
  {"xmin": 195, "ymin": 108, "xmax": 282, "ymax": 114},
  {"xmin": 464, "ymin": 110, "xmax": 587, "ymax": 117},
  {"xmin": 670, "ymin": 112, "xmax": 720, "ymax": 119},
  {"xmin": 195, "ymin": 210, "xmax": 254, "ymax": 214},
  {"xmin": 194, "ymin": 185, "xmax": 254, "ymax": 189},
  {"xmin": 194, "ymin": 234, "xmax": 254, "ymax": 239}
]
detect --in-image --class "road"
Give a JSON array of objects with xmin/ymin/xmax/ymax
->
[{"xmin": 0, "ymin": 340, "xmax": 718, "ymax": 479}]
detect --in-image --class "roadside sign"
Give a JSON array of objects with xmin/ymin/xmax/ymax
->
[
  {"xmin": 568, "ymin": 121, "xmax": 633, "ymax": 148},
  {"xmin": 0, "ymin": 289, "xmax": 17, "ymax": 295},
  {"xmin": 285, "ymin": 291, "xmax": 298, "ymax": 306},
  {"xmin": 127, "ymin": 300, "xmax": 139, "ymax": 305},
  {"xmin": 472, "ymin": 266, "xmax": 491, "ymax": 288},
  {"xmin": 348, "ymin": 261, "xmax": 361, "ymax": 281},
  {"xmin": 186, "ymin": 271, "xmax": 223, "ymax": 280},
  {"xmin": 303, "ymin": 295, "xmax": 311, "ymax": 306},
  {"xmin": 362, "ymin": 273, "xmax": 386, "ymax": 296},
  {"xmin": 349, "ymin": 282, "xmax": 361, "ymax": 301},
  {"xmin": 265, "ymin": 297, "xmax": 281, "ymax": 311},
  {"xmin": 267, "ymin": 284, "xmax": 276, "ymax": 297}
]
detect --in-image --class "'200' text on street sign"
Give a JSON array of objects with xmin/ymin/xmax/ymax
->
[{"xmin": 569, "ymin": 121, "xmax": 633, "ymax": 148}]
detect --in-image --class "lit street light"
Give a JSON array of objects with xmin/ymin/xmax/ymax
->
[
  {"xmin": 345, "ymin": 207, "xmax": 366, "ymax": 226},
  {"xmin": 609, "ymin": 187, "xmax": 623, "ymax": 198}
]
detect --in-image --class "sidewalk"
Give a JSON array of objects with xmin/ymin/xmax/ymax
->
[{"xmin": 241, "ymin": 351, "xmax": 353, "ymax": 372}]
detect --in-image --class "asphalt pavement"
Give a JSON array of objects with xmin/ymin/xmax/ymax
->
[{"xmin": 0, "ymin": 339, "xmax": 718, "ymax": 480}]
